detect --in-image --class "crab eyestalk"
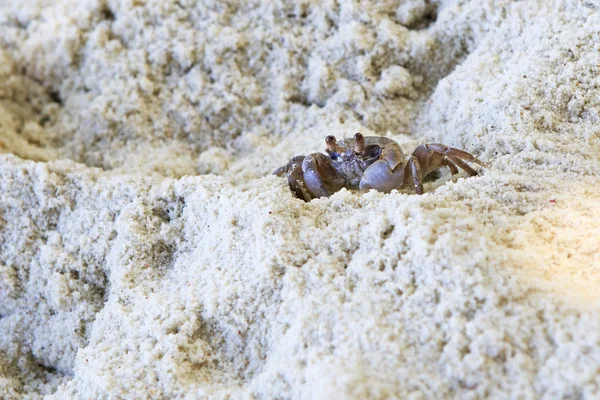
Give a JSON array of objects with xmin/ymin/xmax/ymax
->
[
  {"xmin": 326, "ymin": 135, "xmax": 343, "ymax": 153},
  {"xmin": 354, "ymin": 132, "xmax": 365, "ymax": 154}
]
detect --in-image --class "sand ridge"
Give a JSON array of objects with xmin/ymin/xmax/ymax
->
[{"xmin": 1, "ymin": 0, "xmax": 600, "ymax": 399}]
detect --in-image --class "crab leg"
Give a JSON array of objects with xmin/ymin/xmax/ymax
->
[
  {"xmin": 425, "ymin": 144, "xmax": 487, "ymax": 168},
  {"xmin": 443, "ymin": 157, "xmax": 459, "ymax": 175},
  {"xmin": 407, "ymin": 155, "xmax": 424, "ymax": 195},
  {"xmin": 411, "ymin": 143, "xmax": 485, "ymax": 179},
  {"xmin": 448, "ymin": 156, "xmax": 477, "ymax": 176}
]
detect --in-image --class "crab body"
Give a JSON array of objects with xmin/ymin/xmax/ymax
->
[
  {"xmin": 329, "ymin": 136, "xmax": 395, "ymax": 188},
  {"xmin": 274, "ymin": 133, "xmax": 485, "ymax": 202}
]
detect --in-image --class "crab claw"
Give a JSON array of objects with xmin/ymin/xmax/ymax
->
[
  {"xmin": 359, "ymin": 143, "xmax": 406, "ymax": 193},
  {"xmin": 273, "ymin": 155, "xmax": 305, "ymax": 176},
  {"xmin": 380, "ymin": 143, "xmax": 404, "ymax": 170},
  {"xmin": 359, "ymin": 161, "xmax": 405, "ymax": 193},
  {"xmin": 302, "ymin": 153, "xmax": 345, "ymax": 199}
]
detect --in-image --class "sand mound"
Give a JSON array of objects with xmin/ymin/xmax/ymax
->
[{"xmin": 1, "ymin": 0, "xmax": 599, "ymax": 398}]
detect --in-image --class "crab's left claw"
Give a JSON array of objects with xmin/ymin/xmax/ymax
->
[{"xmin": 359, "ymin": 143, "xmax": 406, "ymax": 193}]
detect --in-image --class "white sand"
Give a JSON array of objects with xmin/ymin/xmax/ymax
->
[{"xmin": 1, "ymin": 0, "xmax": 600, "ymax": 398}]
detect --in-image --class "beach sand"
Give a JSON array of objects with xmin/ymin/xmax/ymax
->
[{"xmin": 1, "ymin": 0, "xmax": 600, "ymax": 398}]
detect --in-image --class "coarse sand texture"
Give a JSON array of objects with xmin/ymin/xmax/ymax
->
[{"xmin": 1, "ymin": 0, "xmax": 600, "ymax": 399}]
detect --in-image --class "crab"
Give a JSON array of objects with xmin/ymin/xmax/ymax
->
[{"xmin": 273, "ymin": 133, "xmax": 486, "ymax": 201}]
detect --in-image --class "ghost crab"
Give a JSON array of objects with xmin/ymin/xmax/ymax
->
[{"xmin": 274, "ymin": 133, "xmax": 486, "ymax": 201}]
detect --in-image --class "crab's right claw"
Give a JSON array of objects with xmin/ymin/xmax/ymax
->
[
  {"xmin": 287, "ymin": 164, "xmax": 313, "ymax": 202},
  {"xmin": 273, "ymin": 155, "xmax": 305, "ymax": 176},
  {"xmin": 359, "ymin": 144, "xmax": 406, "ymax": 193},
  {"xmin": 302, "ymin": 153, "xmax": 344, "ymax": 199}
]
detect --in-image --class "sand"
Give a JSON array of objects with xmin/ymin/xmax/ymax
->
[{"xmin": 1, "ymin": 0, "xmax": 600, "ymax": 398}]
